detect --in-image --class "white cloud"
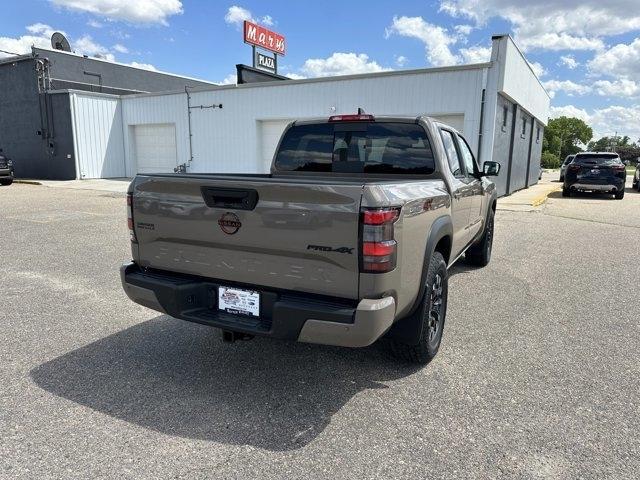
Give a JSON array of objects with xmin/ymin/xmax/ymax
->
[
  {"xmin": 395, "ymin": 55, "xmax": 408, "ymax": 67},
  {"xmin": 543, "ymin": 79, "xmax": 592, "ymax": 97},
  {"xmin": 459, "ymin": 45, "xmax": 491, "ymax": 63},
  {"xmin": 112, "ymin": 43, "xmax": 128, "ymax": 53},
  {"xmin": 528, "ymin": 61, "xmax": 546, "ymax": 78},
  {"xmin": 49, "ymin": 0, "xmax": 183, "ymax": 25},
  {"xmin": 284, "ymin": 73, "xmax": 306, "ymax": 80},
  {"xmin": 218, "ymin": 73, "xmax": 237, "ymax": 85},
  {"xmin": 129, "ymin": 61, "xmax": 157, "ymax": 71},
  {"xmin": 552, "ymin": 104, "xmax": 640, "ymax": 140},
  {"xmin": 87, "ymin": 19, "xmax": 104, "ymax": 28},
  {"xmin": 549, "ymin": 104, "xmax": 590, "ymax": 122},
  {"xmin": 26, "ymin": 23, "xmax": 57, "ymax": 36},
  {"xmin": 439, "ymin": 1, "xmax": 640, "ymax": 51},
  {"xmin": 588, "ymin": 38, "xmax": 640, "ymax": 80},
  {"xmin": 74, "ymin": 35, "xmax": 115, "ymax": 61},
  {"xmin": 454, "ymin": 24, "xmax": 473, "ymax": 36},
  {"xmin": 593, "ymin": 79, "xmax": 640, "ymax": 97},
  {"xmin": 0, "ymin": 24, "xmax": 60, "ymax": 58},
  {"xmin": 559, "ymin": 55, "xmax": 579, "ymax": 69},
  {"xmin": 224, "ymin": 5, "xmax": 274, "ymax": 29},
  {"xmin": 517, "ymin": 33, "xmax": 603, "ymax": 52},
  {"xmin": 386, "ymin": 15, "xmax": 460, "ymax": 66},
  {"xmin": 301, "ymin": 52, "xmax": 390, "ymax": 77}
]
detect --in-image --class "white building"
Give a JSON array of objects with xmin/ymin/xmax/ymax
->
[{"xmin": 65, "ymin": 34, "xmax": 550, "ymax": 196}]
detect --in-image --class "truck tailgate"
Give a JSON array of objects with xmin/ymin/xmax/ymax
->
[{"xmin": 131, "ymin": 175, "xmax": 363, "ymax": 299}]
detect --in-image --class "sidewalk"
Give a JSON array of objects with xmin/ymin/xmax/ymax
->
[
  {"xmin": 17, "ymin": 178, "xmax": 131, "ymax": 194},
  {"xmin": 497, "ymin": 171, "xmax": 561, "ymax": 212}
]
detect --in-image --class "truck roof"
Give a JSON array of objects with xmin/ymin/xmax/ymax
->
[{"xmin": 291, "ymin": 115, "xmax": 459, "ymax": 133}]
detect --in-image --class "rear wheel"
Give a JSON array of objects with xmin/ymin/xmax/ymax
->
[
  {"xmin": 562, "ymin": 186, "xmax": 571, "ymax": 197},
  {"xmin": 0, "ymin": 178, "xmax": 12, "ymax": 186},
  {"xmin": 389, "ymin": 251, "xmax": 448, "ymax": 365},
  {"xmin": 615, "ymin": 189, "xmax": 624, "ymax": 200},
  {"xmin": 466, "ymin": 208, "xmax": 494, "ymax": 267}
]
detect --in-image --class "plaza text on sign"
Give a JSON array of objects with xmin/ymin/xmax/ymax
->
[
  {"xmin": 243, "ymin": 20, "xmax": 286, "ymax": 56},
  {"xmin": 256, "ymin": 52, "xmax": 276, "ymax": 73}
]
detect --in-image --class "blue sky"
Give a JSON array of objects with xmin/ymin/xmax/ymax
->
[{"xmin": 2, "ymin": 0, "xmax": 640, "ymax": 139}]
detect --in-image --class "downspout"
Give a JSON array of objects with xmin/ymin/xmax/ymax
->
[
  {"xmin": 525, "ymin": 118, "xmax": 535, "ymax": 187},
  {"xmin": 477, "ymin": 88, "xmax": 486, "ymax": 163},
  {"xmin": 185, "ymin": 86, "xmax": 194, "ymax": 171},
  {"xmin": 505, "ymin": 104, "xmax": 518, "ymax": 195}
]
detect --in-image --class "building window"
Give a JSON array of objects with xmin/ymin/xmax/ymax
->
[
  {"xmin": 536, "ymin": 126, "xmax": 540, "ymax": 143},
  {"xmin": 521, "ymin": 116, "xmax": 527, "ymax": 137},
  {"xmin": 502, "ymin": 106, "xmax": 508, "ymax": 132}
]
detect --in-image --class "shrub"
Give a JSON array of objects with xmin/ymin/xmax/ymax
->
[{"xmin": 541, "ymin": 151, "xmax": 561, "ymax": 169}]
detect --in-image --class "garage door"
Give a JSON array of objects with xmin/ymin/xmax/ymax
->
[
  {"xmin": 133, "ymin": 124, "xmax": 177, "ymax": 174},
  {"xmin": 431, "ymin": 114, "xmax": 465, "ymax": 133},
  {"xmin": 259, "ymin": 120, "xmax": 292, "ymax": 171}
]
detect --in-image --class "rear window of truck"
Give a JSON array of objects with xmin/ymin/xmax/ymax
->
[{"xmin": 274, "ymin": 122, "xmax": 436, "ymax": 174}]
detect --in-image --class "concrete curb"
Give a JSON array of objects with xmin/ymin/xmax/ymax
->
[
  {"xmin": 14, "ymin": 179, "xmax": 43, "ymax": 185},
  {"xmin": 531, "ymin": 186, "xmax": 561, "ymax": 207}
]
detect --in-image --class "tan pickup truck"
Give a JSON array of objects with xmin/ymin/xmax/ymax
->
[{"xmin": 121, "ymin": 114, "xmax": 500, "ymax": 363}]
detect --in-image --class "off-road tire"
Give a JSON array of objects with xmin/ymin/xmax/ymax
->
[
  {"xmin": 615, "ymin": 189, "xmax": 624, "ymax": 200},
  {"xmin": 389, "ymin": 251, "xmax": 448, "ymax": 365},
  {"xmin": 466, "ymin": 208, "xmax": 494, "ymax": 267},
  {"xmin": 562, "ymin": 186, "xmax": 570, "ymax": 197},
  {"xmin": 0, "ymin": 178, "xmax": 12, "ymax": 186}
]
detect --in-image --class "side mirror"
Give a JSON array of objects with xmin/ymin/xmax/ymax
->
[{"xmin": 482, "ymin": 161, "xmax": 501, "ymax": 176}]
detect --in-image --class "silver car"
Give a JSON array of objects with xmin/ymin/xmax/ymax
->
[{"xmin": 560, "ymin": 154, "xmax": 575, "ymax": 182}]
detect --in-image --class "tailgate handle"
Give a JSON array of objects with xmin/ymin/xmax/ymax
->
[{"xmin": 201, "ymin": 187, "xmax": 259, "ymax": 210}]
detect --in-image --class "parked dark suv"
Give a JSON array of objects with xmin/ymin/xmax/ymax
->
[
  {"xmin": 563, "ymin": 152, "xmax": 626, "ymax": 199},
  {"xmin": 0, "ymin": 153, "xmax": 14, "ymax": 186}
]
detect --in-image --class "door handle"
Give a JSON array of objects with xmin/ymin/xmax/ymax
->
[{"xmin": 201, "ymin": 187, "xmax": 259, "ymax": 210}]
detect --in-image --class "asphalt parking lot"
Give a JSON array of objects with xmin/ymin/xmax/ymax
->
[{"xmin": 1, "ymin": 175, "xmax": 639, "ymax": 479}]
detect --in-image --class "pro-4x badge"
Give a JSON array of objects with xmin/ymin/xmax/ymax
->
[{"xmin": 307, "ymin": 245, "xmax": 354, "ymax": 254}]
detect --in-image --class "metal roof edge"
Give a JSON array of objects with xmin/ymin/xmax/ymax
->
[
  {"xmin": 122, "ymin": 62, "xmax": 492, "ymax": 100},
  {"xmin": 31, "ymin": 46, "xmax": 216, "ymax": 85}
]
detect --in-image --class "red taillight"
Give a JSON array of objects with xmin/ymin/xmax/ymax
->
[
  {"xmin": 127, "ymin": 192, "xmax": 137, "ymax": 243},
  {"xmin": 328, "ymin": 114, "xmax": 375, "ymax": 122},
  {"xmin": 568, "ymin": 164, "xmax": 581, "ymax": 171},
  {"xmin": 363, "ymin": 209, "xmax": 399, "ymax": 225},
  {"xmin": 363, "ymin": 241, "xmax": 396, "ymax": 256},
  {"xmin": 613, "ymin": 164, "xmax": 625, "ymax": 171},
  {"xmin": 361, "ymin": 207, "xmax": 400, "ymax": 274}
]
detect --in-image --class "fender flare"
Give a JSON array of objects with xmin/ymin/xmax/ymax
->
[{"xmin": 384, "ymin": 215, "xmax": 453, "ymax": 345}]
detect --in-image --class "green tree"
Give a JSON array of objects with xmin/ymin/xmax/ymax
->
[
  {"xmin": 543, "ymin": 116, "xmax": 593, "ymax": 159},
  {"xmin": 588, "ymin": 135, "xmax": 637, "ymax": 152}
]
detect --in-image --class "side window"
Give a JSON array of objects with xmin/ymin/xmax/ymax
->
[
  {"xmin": 440, "ymin": 129, "xmax": 463, "ymax": 177},
  {"xmin": 457, "ymin": 134, "xmax": 477, "ymax": 177}
]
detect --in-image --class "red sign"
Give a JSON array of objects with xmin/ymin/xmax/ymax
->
[{"xmin": 243, "ymin": 20, "xmax": 286, "ymax": 56}]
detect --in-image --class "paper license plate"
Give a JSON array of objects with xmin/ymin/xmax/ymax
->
[{"xmin": 218, "ymin": 286, "xmax": 260, "ymax": 317}]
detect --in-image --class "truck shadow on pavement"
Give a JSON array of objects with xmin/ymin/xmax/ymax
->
[
  {"xmin": 547, "ymin": 190, "xmax": 621, "ymax": 200},
  {"xmin": 30, "ymin": 316, "xmax": 419, "ymax": 451}
]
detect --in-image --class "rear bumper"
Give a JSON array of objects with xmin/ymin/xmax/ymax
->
[
  {"xmin": 120, "ymin": 262, "xmax": 395, "ymax": 348},
  {"xmin": 566, "ymin": 177, "xmax": 625, "ymax": 192},
  {"xmin": 0, "ymin": 167, "xmax": 13, "ymax": 178}
]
